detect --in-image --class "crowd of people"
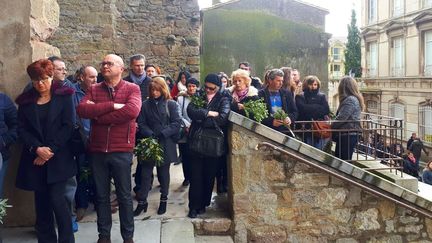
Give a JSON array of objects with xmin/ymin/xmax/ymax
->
[{"xmin": 0, "ymin": 53, "xmax": 430, "ymax": 243}]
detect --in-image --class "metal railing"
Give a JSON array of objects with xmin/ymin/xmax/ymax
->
[{"xmin": 291, "ymin": 112, "xmax": 406, "ymax": 177}]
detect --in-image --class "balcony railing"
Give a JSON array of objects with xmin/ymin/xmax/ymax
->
[{"xmin": 291, "ymin": 112, "xmax": 405, "ymax": 176}]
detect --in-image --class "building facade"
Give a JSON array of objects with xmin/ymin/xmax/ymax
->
[
  {"xmin": 328, "ymin": 37, "xmax": 347, "ymax": 112},
  {"xmin": 361, "ymin": 0, "xmax": 432, "ymax": 148}
]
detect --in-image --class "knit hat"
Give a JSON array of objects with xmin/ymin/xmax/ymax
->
[
  {"xmin": 204, "ymin": 73, "xmax": 221, "ymax": 87},
  {"xmin": 186, "ymin": 77, "xmax": 200, "ymax": 87}
]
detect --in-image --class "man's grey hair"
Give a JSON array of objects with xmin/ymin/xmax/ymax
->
[
  {"xmin": 129, "ymin": 54, "xmax": 146, "ymax": 64},
  {"xmin": 267, "ymin": 68, "xmax": 284, "ymax": 80}
]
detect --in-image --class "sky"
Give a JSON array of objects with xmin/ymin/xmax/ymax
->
[{"xmin": 198, "ymin": 0, "xmax": 362, "ymax": 38}]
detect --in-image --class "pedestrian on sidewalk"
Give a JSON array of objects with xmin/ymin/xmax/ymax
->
[
  {"xmin": 77, "ymin": 54, "xmax": 141, "ymax": 243},
  {"xmin": 133, "ymin": 77, "xmax": 182, "ymax": 216}
]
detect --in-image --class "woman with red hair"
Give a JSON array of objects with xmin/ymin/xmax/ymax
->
[{"xmin": 15, "ymin": 59, "xmax": 76, "ymax": 243}]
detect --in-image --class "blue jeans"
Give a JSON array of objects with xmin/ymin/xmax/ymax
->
[
  {"xmin": 0, "ymin": 153, "xmax": 6, "ymax": 198},
  {"xmin": 75, "ymin": 154, "xmax": 95, "ymax": 209},
  {"xmin": 305, "ymin": 136, "xmax": 327, "ymax": 150}
]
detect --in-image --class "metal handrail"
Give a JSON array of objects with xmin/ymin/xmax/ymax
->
[{"xmin": 257, "ymin": 142, "xmax": 432, "ymax": 218}]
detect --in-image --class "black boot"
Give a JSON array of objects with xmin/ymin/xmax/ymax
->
[
  {"xmin": 157, "ymin": 197, "xmax": 167, "ymax": 215},
  {"xmin": 133, "ymin": 202, "xmax": 148, "ymax": 216}
]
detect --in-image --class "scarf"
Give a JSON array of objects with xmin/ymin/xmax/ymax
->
[
  {"xmin": 233, "ymin": 88, "xmax": 249, "ymax": 102},
  {"xmin": 130, "ymin": 73, "xmax": 147, "ymax": 86},
  {"xmin": 207, "ymin": 93, "xmax": 216, "ymax": 104}
]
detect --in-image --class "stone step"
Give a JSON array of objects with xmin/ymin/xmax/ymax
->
[
  {"xmin": 195, "ymin": 235, "xmax": 234, "ymax": 243},
  {"xmin": 161, "ymin": 219, "xmax": 195, "ymax": 243},
  {"xmin": 191, "ymin": 218, "xmax": 232, "ymax": 236}
]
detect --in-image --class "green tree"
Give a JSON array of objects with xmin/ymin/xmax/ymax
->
[{"xmin": 344, "ymin": 9, "xmax": 362, "ymax": 77}]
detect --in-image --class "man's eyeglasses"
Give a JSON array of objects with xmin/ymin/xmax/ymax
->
[
  {"xmin": 100, "ymin": 61, "xmax": 116, "ymax": 68},
  {"xmin": 204, "ymin": 85, "xmax": 217, "ymax": 91},
  {"xmin": 55, "ymin": 68, "xmax": 68, "ymax": 72}
]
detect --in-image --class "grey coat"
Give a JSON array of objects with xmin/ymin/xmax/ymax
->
[{"xmin": 331, "ymin": 95, "xmax": 362, "ymax": 131}]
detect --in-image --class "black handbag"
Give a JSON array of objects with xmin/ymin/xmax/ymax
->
[{"xmin": 189, "ymin": 121, "xmax": 225, "ymax": 158}]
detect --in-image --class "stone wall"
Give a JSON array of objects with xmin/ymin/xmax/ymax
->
[
  {"xmin": 49, "ymin": 0, "xmax": 200, "ymax": 79},
  {"xmin": 216, "ymin": 0, "xmax": 327, "ymax": 31},
  {"xmin": 228, "ymin": 121, "xmax": 432, "ymax": 242},
  {"xmin": 201, "ymin": 8, "xmax": 330, "ymax": 92},
  {"xmin": 0, "ymin": 0, "xmax": 61, "ymax": 226}
]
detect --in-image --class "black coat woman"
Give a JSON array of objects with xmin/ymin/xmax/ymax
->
[
  {"xmin": 186, "ymin": 74, "xmax": 230, "ymax": 218},
  {"xmin": 134, "ymin": 77, "xmax": 182, "ymax": 216},
  {"xmin": 15, "ymin": 59, "xmax": 76, "ymax": 243},
  {"xmin": 295, "ymin": 75, "xmax": 330, "ymax": 149}
]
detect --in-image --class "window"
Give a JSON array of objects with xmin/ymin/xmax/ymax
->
[
  {"xmin": 367, "ymin": 42, "xmax": 378, "ymax": 77},
  {"xmin": 390, "ymin": 102, "xmax": 405, "ymax": 139},
  {"xmin": 331, "ymin": 64, "xmax": 342, "ymax": 78},
  {"xmin": 392, "ymin": 0, "xmax": 404, "ymax": 17},
  {"xmin": 368, "ymin": 0, "xmax": 377, "ymax": 23},
  {"xmin": 419, "ymin": 104, "xmax": 432, "ymax": 143},
  {"xmin": 424, "ymin": 0, "xmax": 432, "ymax": 8},
  {"xmin": 333, "ymin": 48, "xmax": 341, "ymax": 61},
  {"xmin": 425, "ymin": 31, "xmax": 432, "ymax": 76},
  {"xmin": 391, "ymin": 37, "xmax": 404, "ymax": 76},
  {"xmin": 367, "ymin": 100, "xmax": 378, "ymax": 114}
]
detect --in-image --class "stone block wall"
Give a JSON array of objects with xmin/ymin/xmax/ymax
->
[
  {"xmin": 229, "ymin": 123, "xmax": 432, "ymax": 242},
  {"xmin": 218, "ymin": 0, "xmax": 327, "ymax": 31},
  {"xmin": 49, "ymin": 0, "xmax": 200, "ymax": 79}
]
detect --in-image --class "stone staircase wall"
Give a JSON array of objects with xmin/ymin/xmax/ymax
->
[{"xmin": 228, "ymin": 120, "xmax": 432, "ymax": 243}]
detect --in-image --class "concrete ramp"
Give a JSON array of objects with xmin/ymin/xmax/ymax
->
[{"xmin": 161, "ymin": 219, "xmax": 195, "ymax": 243}]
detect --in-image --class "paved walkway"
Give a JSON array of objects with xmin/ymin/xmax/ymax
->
[{"xmin": 3, "ymin": 163, "xmax": 231, "ymax": 243}]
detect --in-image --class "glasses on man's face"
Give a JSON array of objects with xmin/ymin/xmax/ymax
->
[
  {"xmin": 204, "ymin": 85, "xmax": 217, "ymax": 91},
  {"xmin": 100, "ymin": 61, "xmax": 116, "ymax": 68},
  {"xmin": 55, "ymin": 68, "xmax": 68, "ymax": 72}
]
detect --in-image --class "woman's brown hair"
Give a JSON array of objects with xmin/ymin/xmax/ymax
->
[
  {"xmin": 148, "ymin": 76, "xmax": 171, "ymax": 100},
  {"xmin": 338, "ymin": 76, "xmax": 365, "ymax": 111},
  {"xmin": 280, "ymin": 67, "xmax": 294, "ymax": 92},
  {"xmin": 302, "ymin": 75, "xmax": 321, "ymax": 91},
  {"xmin": 27, "ymin": 59, "xmax": 54, "ymax": 81}
]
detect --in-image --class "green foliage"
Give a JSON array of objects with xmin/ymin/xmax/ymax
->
[
  {"xmin": 243, "ymin": 98, "xmax": 268, "ymax": 123},
  {"xmin": 0, "ymin": 199, "xmax": 12, "ymax": 224},
  {"xmin": 190, "ymin": 93, "xmax": 206, "ymax": 108},
  {"xmin": 273, "ymin": 109, "xmax": 288, "ymax": 120},
  {"xmin": 344, "ymin": 9, "xmax": 362, "ymax": 77},
  {"xmin": 201, "ymin": 9, "xmax": 329, "ymax": 89},
  {"xmin": 79, "ymin": 167, "xmax": 92, "ymax": 183},
  {"xmin": 134, "ymin": 138, "xmax": 164, "ymax": 167}
]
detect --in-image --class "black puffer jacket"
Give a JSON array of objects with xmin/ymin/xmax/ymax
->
[
  {"xmin": 187, "ymin": 91, "xmax": 230, "ymax": 138},
  {"xmin": 296, "ymin": 89, "xmax": 330, "ymax": 122}
]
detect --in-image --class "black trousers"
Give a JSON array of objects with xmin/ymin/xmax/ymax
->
[
  {"xmin": 34, "ymin": 179, "xmax": 74, "ymax": 243},
  {"xmin": 137, "ymin": 162, "xmax": 170, "ymax": 202},
  {"xmin": 178, "ymin": 143, "xmax": 190, "ymax": 181},
  {"xmin": 91, "ymin": 152, "xmax": 134, "ymax": 240},
  {"xmin": 188, "ymin": 155, "xmax": 220, "ymax": 210}
]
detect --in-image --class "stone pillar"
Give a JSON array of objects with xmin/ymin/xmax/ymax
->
[{"xmin": 0, "ymin": 0, "xmax": 60, "ymax": 226}]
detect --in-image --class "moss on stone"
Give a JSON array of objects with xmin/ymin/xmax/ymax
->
[{"xmin": 202, "ymin": 9, "xmax": 328, "ymax": 85}]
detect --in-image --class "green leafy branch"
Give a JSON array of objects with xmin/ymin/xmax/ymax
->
[
  {"xmin": 0, "ymin": 199, "xmax": 12, "ymax": 224},
  {"xmin": 79, "ymin": 167, "xmax": 92, "ymax": 183},
  {"xmin": 190, "ymin": 93, "xmax": 206, "ymax": 109},
  {"xmin": 243, "ymin": 98, "xmax": 268, "ymax": 123},
  {"xmin": 273, "ymin": 109, "xmax": 288, "ymax": 121},
  {"xmin": 134, "ymin": 137, "xmax": 164, "ymax": 167}
]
